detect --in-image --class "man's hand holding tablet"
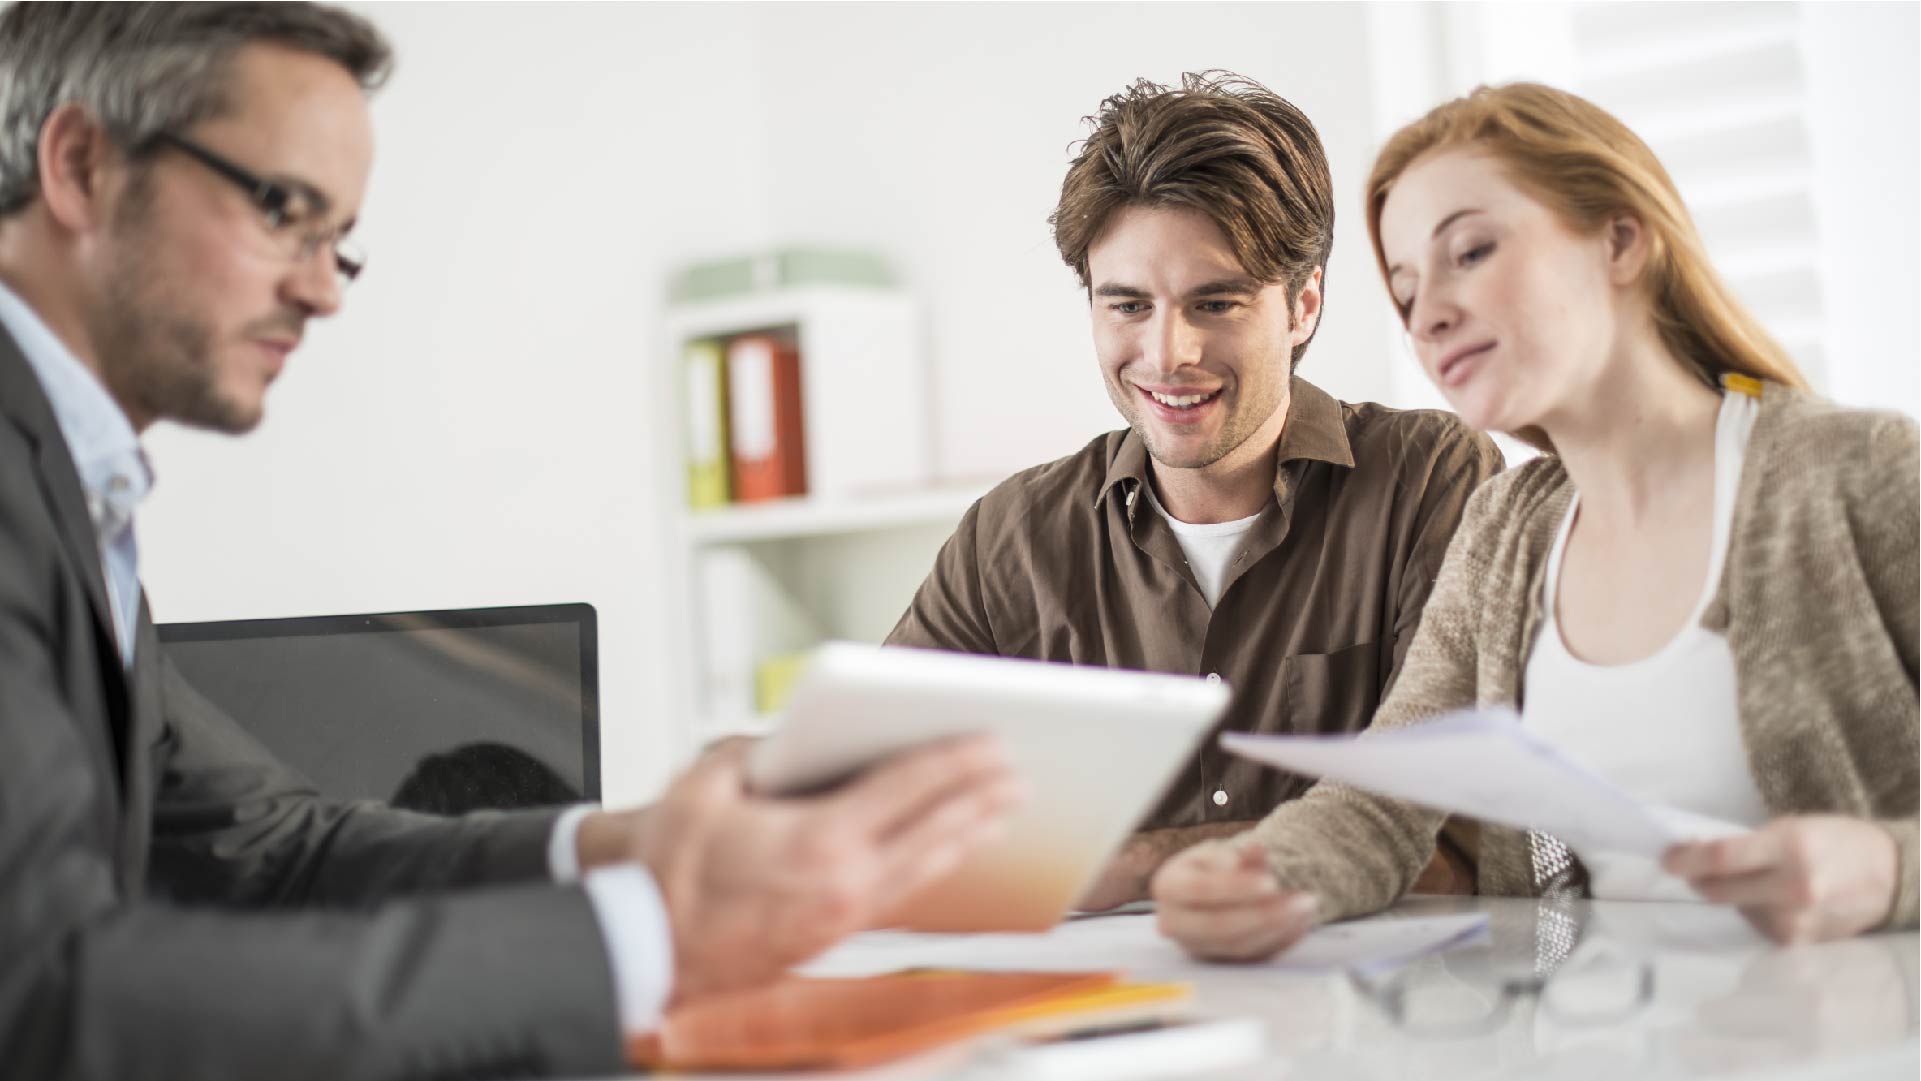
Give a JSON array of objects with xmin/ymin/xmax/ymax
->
[{"xmin": 578, "ymin": 734, "xmax": 1024, "ymax": 1006}]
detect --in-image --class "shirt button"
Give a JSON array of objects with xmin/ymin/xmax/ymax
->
[
  {"xmin": 1212, "ymin": 789, "xmax": 1229, "ymax": 806},
  {"xmin": 1205, "ymin": 672, "xmax": 1222, "ymax": 684}
]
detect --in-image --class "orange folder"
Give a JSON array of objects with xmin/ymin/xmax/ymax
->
[
  {"xmin": 627, "ymin": 970, "xmax": 1189, "ymax": 1072},
  {"xmin": 726, "ymin": 334, "xmax": 807, "ymax": 503}
]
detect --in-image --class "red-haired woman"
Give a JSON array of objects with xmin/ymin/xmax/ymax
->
[{"xmin": 1154, "ymin": 82, "xmax": 1917, "ymax": 955}]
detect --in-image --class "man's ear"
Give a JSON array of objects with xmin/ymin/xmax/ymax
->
[
  {"xmin": 1290, "ymin": 266, "xmax": 1324, "ymax": 343},
  {"xmin": 1605, "ymin": 213, "xmax": 1652, "ymax": 286},
  {"xmin": 36, "ymin": 103, "xmax": 120, "ymax": 233}
]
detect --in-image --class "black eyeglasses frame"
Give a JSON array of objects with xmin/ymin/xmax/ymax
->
[{"xmin": 147, "ymin": 132, "xmax": 364, "ymax": 283}]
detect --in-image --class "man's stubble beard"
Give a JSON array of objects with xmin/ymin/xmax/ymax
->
[
  {"xmin": 93, "ymin": 193, "xmax": 263, "ymax": 435},
  {"xmin": 1115, "ymin": 309, "xmax": 1299, "ymax": 473},
  {"xmin": 1119, "ymin": 373, "xmax": 1288, "ymax": 473}
]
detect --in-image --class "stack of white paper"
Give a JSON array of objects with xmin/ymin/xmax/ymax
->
[
  {"xmin": 800, "ymin": 911, "xmax": 1489, "ymax": 981},
  {"xmin": 1220, "ymin": 707, "xmax": 1746, "ymax": 860}
]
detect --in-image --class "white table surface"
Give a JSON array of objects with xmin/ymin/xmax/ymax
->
[{"xmin": 597, "ymin": 896, "xmax": 1919, "ymax": 1081}]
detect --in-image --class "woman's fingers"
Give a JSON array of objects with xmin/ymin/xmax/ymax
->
[
  {"xmin": 1666, "ymin": 816, "xmax": 1901, "ymax": 944},
  {"xmin": 1152, "ymin": 839, "xmax": 1318, "ymax": 962},
  {"xmin": 1153, "ymin": 841, "xmax": 1278, "ymax": 906},
  {"xmin": 1664, "ymin": 829, "xmax": 1784, "ymax": 882},
  {"xmin": 1159, "ymin": 890, "xmax": 1318, "ymax": 962}
]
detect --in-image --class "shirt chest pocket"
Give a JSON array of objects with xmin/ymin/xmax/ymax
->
[{"xmin": 1280, "ymin": 641, "xmax": 1384, "ymax": 736}]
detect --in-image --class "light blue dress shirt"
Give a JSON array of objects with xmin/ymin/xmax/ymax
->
[{"xmin": 0, "ymin": 280, "xmax": 150, "ymax": 667}]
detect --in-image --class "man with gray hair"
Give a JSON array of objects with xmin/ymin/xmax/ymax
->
[{"xmin": 0, "ymin": 5, "xmax": 1019, "ymax": 1079}]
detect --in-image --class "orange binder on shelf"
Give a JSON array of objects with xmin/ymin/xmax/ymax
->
[
  {"xmin": 726, "ymin": 333, "xmax": 807, "ymax": 503},
  {"xmin": 626, "ymin": 970, "xmax": 1189, "ymax": 1072}
]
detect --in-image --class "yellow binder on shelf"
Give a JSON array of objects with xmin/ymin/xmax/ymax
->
[{"xmin": 682, "ymin": 339, "xmax": 731, "ymax": 509}]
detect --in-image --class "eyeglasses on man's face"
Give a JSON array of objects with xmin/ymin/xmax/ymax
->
[{"xmin": 148, "ymin": 132, "xmax": 366, "ymax": 286}]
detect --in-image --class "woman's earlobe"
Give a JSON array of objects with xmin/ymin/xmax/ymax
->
[{"xmin": 1607, "ymin": 215, "xmax": 1651, "ymax": 282}]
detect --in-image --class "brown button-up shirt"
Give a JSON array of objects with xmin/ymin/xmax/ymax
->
[{"xmin": 888, "ymin": 376, "xmax": 1503, "ymax": 830}]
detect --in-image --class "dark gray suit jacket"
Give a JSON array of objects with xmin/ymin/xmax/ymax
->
[{"xmin": 0, "ymin": 330, "xmax": 625, "ymax": 1080}]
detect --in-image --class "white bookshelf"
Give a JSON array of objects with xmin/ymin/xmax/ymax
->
[
  {"xmin": 653, "ymin": 285, "xmax": 993, "ymax": 760},
  {"xmin": 663, "ymin": 287, "xmax": 931, "ymax": 502},
  {"xmin": 681, "ymin": 486, "xmax": 987, "ymax": 546}
]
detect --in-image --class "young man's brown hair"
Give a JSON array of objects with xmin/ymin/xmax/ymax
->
[{"xmin": 1049, "ymin": 70, "xmax": 1334, "ymax": 370}]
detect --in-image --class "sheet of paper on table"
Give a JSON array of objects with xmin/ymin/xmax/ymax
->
[
  {"xmin": 799, "ymin": 912, "xmax": 1490, "ymax": 981},
  {"xmin": 1221, "ymin": 706, "xmax": 1747, "ymax": 861}
]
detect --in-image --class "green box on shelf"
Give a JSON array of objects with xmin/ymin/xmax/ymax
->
[{"xmin": 669, "ymin": 248, "xmax": 895, "ymax": 303}]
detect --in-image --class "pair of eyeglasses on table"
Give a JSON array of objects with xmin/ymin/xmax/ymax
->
[{"xmin": 1346, "ymin": 896, "xmax": 1656, "ymax": 1038}]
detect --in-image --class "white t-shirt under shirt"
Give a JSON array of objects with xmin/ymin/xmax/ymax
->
[
  {"xmin": 1521, "ymin": 387, "xmax": 1769, "ymax": 900},
  {"xmin": 1143, "ymin": 485, "xmax": 1263, "ymax": 610}
]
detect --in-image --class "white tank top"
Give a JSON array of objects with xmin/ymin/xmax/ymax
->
[{"xmin": 1521, "ymin": 386, "xmax": 1769, "ymax": 901}]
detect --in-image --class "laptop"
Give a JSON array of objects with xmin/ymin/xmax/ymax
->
[
  {"xmin": 749, "ymin": 642, "xmax": 1229, "ymax": 932},
  {"xmin": 159, "ymin": 603, "xmax": 599, "ymax": 811}
]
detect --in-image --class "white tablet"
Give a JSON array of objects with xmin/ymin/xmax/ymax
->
[{"xmin": 747, "ymin": 642, "xmax": 1230, "ymax": 932}]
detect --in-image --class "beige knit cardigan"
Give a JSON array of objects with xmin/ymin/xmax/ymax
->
[{"xmin": 1248, "ymin": 384, "xmax": 1920, "ymax": 930}]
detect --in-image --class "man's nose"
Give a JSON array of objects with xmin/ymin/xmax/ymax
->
[
  {"xmin": 282, "ymin": 244, "xmax": 345, "ymax": 318},
  {"xmin": 1142, "ymin": 310, "xmax": 1203, "ymax": 373}
]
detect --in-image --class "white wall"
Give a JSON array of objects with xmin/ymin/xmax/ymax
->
[
  {"xmin": 1803, "ymin": 2, "xmax": 1921, "ymax": 416},
  {"xmin": 746, "ymin": 2, "xmax": 1387, "ymax": 481}
]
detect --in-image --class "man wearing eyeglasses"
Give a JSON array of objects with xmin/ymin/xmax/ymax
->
[{"xmin": 0, "ymin": 5, "xmax": 1020, "ymax": 1080}]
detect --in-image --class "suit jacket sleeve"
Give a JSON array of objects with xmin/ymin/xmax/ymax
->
[{"xmin": 0, "ymin": 498, "xmax": 626, "ymax": 1081}]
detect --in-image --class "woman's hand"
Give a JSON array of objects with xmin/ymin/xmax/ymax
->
[
  {"xmin": 1151, "ymin": 838, "xmax": 1318, "ymax": 962},
  {"xmin": 1663, "ymin": 816, "xmax": 1900, "ymax": 944}
]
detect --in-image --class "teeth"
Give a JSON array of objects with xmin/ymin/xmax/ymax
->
[{"xmin": 1150, "ymin": 389, "xmax": 1219, "ymax": 409}]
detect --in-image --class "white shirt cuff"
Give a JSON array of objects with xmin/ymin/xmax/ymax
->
[
  {"xmin": 582, "ymin": 864, "xmax": 677, "ymax": 1033},
  {"xmin": 547, "ymin": 803, "xmax": 598, "ymax": 883}
]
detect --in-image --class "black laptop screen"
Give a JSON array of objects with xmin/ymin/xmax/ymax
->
[{"xmin": 159, "ymin": 604, "xmax": 599, "ymax": 809}]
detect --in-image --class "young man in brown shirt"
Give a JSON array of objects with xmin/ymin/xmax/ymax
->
[{"xmin": 888, "ymin": 73, "xmax": 1503, "ymax": 909}]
